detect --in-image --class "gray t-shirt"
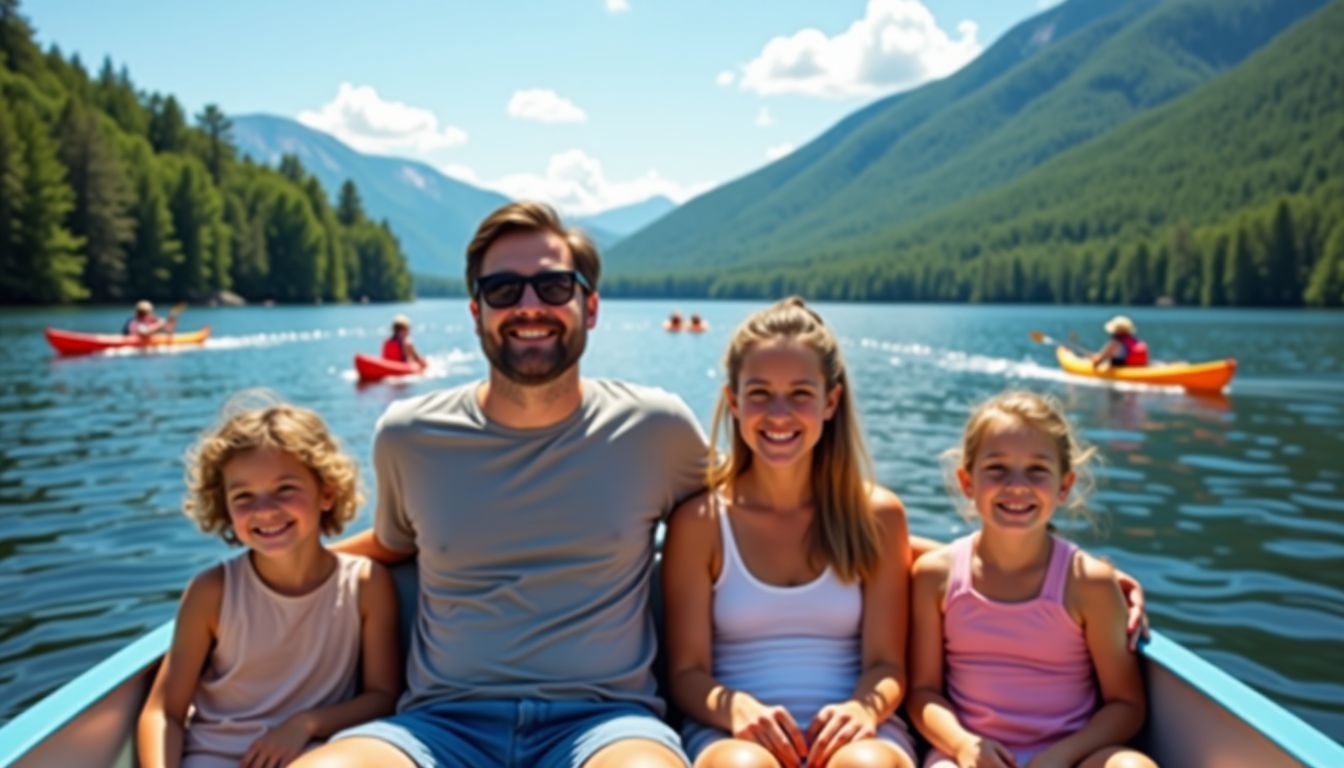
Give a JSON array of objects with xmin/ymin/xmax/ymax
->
[{"xmin": 373, "ymin": 378, "xmax": 707, "ymax": 713}]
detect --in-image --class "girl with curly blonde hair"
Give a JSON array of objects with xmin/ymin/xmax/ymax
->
[{"xmin": 139, "ymin": 392, "xmax": 401, "ymax": 768}]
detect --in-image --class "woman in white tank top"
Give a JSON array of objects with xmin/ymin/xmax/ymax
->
[{"xmin": 663, "ymin": 298, "xmax": 918, "ymax": 768}]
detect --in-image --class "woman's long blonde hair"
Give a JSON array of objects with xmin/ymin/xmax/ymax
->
[{"xmin": 707, "ymin": 297, "xmax": 880, "ymax": 582}]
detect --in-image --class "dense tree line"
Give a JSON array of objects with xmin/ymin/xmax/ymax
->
[
  {"xmin": 604, "ymin": 183, "xmax": 1344, "ymax": 308},
  {"xmin": 0, "ymin": 0, "xmax": 411, "ymax": 305}
]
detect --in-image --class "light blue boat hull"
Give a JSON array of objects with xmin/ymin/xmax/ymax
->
[{"xmin": 3, "ymin": 564, "xmax": 1340, "ymax": 766}]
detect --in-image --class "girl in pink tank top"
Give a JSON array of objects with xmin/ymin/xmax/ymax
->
[
  {"xmin": 908, "ymin": 391, "xmax": 1156, "ymax": 768},
  {"xmin": 137, "ymin": 394, "xmax": 401, "ymax": 768},
  {"xmin": 664, "ymin": 298, "xmax": 921, "ymax": 768}
]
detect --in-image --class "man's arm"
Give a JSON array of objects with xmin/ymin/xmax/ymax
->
[{"xmin": 330, "ymin": 529, "xmax": 413, "ymax": 564}]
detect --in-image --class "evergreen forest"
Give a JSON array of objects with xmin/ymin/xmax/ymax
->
[{"xmin": 0, "ymin": 0, "xmax": 413, "ymax": 305}]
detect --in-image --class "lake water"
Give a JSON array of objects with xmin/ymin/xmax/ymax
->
[{"xmin": 1, "ymin": 299, "xmax": 1342, "ymax": 741}]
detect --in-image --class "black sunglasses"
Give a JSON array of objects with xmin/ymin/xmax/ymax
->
[{"xmin": 474, "ymin": 270, "xmax": 592, "ymax": 308}]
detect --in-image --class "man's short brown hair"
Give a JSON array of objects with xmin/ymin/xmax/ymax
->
[{"xmin": 465, "ymin": 201, "xmax": 600, "ymax": 294}]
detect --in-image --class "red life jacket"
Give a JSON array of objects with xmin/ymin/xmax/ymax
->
[
  {"xmin": 382, "ymin": 336, "xmax": 406, "ymax": 362},
  {"xmin": 1117, "ymin": 334, "xmax": 1149, "ymax": 366}
]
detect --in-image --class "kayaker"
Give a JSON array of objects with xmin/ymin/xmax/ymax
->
[
  {"xmin": 1092, "ymin": 315, "xmax": 1148, "ymax": 369},
  {"xmin": 381, "ymin": 314, "xmax": 426, "ymax": 367},
  {"xmin": 909, "ymin": 391, "xmax": 1156, "ymax": 768},
  {"xmin": 124, "ymin": 300, "xmax": 174, "ymax": 339}
]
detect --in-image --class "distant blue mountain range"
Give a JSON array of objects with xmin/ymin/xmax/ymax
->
[{"xmin": 231, "ymin": 115, "xmax": 677, "ymax": 277}]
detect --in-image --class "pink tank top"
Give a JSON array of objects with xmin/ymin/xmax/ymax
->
[
  {"xmin": 185, "ymin": 552, "xmax": 366, "ymax": 762},
  {"xmin": 942, "ymin": 534, "xmax": 1096, "ymax": 755}
]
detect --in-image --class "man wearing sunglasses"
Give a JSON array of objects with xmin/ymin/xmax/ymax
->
[{"xmin": 307, "ymin": 202, "xmax": 706, "ymax": 768}]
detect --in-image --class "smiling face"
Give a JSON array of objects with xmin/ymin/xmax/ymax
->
[
  {"xmin": 470, "ymin": 229, "xmax": 598, "ymax": 386},
  {"xmin": 957, "ymin": 414, "xmax": 1075, "ymax": 533},
  {"xmin": 223, "ymin": 446, "xmax": 332, "ymax": 561},
  {"xmin": 728, "ymin": 338, "xmax": 841, "ymax": 470}
]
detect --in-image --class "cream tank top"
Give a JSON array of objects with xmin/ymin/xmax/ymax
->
[{"xmin": 184, "ymin": 552, "xmax": 366, "ymax": 762}]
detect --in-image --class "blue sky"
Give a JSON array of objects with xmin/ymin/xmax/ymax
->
[{"xmin": 28, "ymin": 0, "xmax": 1059, "ymax": 215}]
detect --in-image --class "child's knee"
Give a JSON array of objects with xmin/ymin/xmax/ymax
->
[
  {"xmin": 1078, "ymin": 746, "xmax": 1157, "ymax": 768},
  {"xmin": 829, "ymin": 739, "xmax": 915, "ymax": 768},
  {"xmin": 693, "ymin": 738, "xmax": 777, "ymax": 768}
]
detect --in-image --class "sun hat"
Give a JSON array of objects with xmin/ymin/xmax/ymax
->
[
  {"xmin": 1104, "ymin": 315, "xmax": 1136, "ymax": 335},
  {"xmin": 392, "ymin": 314, "xmax": 411, "ymax": 329},
  {"xmin": 135, "ymin": 300, "xmax": 153, "ymax": 314}
]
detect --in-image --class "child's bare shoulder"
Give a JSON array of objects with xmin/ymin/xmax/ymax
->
[
  {"xmin": 185, "ymin": 562, "xmax": 225, "ymax": 597},
  {"xmin": 912, "ymin": 545, "xmax": 953, "ymax": 583},
  {"xmin": 179, "ymin": 563, "xmax": 225, "ymax": 625},
  {"xmin": 1068, "ymin": 548, "xmax": 1125, "ymax": 603}
]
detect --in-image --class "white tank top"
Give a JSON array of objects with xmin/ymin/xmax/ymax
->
[
  {"xmin": 185, "ymin": 552, "xmax": 366, "ymax": 762},
  {"xmin": 709, "ymin": 505, "xmax": 863, "ymax": 726}
]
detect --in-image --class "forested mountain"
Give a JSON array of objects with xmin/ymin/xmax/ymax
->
[
  {"xmin": 232, "ymin": 116, "xmax": 680, "ymax": 274},
  {"xmin": 231, "ymin": 114, "xmax": 512, "ymax": 279},
  {"xmin": 576, "ymin": 195, "xmax": 677, "ymax": 238},
  {"xmin": 0, "ymin": 0, "xmax": 412, "ymax": 305},
  {"xmin": 606, "ymin": 0, "xmax": 1344, "ymax": 307}
]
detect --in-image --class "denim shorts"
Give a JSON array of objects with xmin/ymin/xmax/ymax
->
[{"xmin": 332, "ymin": 699, "xmax": 689, "ymax": 768}]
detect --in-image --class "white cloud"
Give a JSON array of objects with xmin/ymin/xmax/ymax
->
[
  {"xmin": 605, "ymin": 0, "xmax": 630, "ymax": 12},
  {"xmin": 734, "ymin": 0, "xmax": 981, "ymax": 99},
  {"xmin": 488, "ymin": 149, "xmax": 707, "ymax": 216},
  {"xmin": 755, "ymin": 107, "xmax": 775, "ymax": 128},
  {"xmin": 766, "ymin": 143, "xmax": 795, "ymax": 160},
  {"xmin": 507, "ymin": 89, "xmax": 588, "ymax": 124},
  {"xmin": 716, "ymin": 70, "xmax": 736, "ymax": 87},
  {"xmin": 436, "ymin": 163, "xmax": 480, "ymax": 184},
  {"xmin": 297, "ymin": 82, "xmax": 467, "ymax": 156}
]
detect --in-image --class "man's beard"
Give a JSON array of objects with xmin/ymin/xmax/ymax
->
[{"xmin": 480, "ymin": 316, "xmax": 587, "ymax": 386}]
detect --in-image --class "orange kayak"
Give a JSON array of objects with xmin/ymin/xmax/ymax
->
[
  {"xmin": 354, "ymin": 353, "xmax": 425, "ymax": 382},
  {"xmin": 45, "ymin": 327, "xmax": 211, "ymax": 356},
  {"xmin": 1056, "ymin": 347, "xmax": 1236, "ymax": 393}
]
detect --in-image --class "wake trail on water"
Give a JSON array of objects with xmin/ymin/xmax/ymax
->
[
  {"xmin": 856, "ymin": 337, "xmax": 1185, "ymax": 395},
  {"xmin": 336, "ymin": 348, "xmax": 478, "ymax": 383}
]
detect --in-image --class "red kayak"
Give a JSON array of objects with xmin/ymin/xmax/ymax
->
[
  {"xmin": 45, "ymin": 326, "xmax": 211, "ymax": 356},
  {"xmin": 354, "ymin": 353, "xmax": 425, "ymax": 382}
]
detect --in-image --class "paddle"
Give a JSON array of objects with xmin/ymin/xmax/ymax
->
[
  {"xmin": 166, "ymin": 301, "xmax": 187, "ymax": 332},
  {"xmin": 1029, "ymin": 329, "xmax": 1093, "ymax": 357}
]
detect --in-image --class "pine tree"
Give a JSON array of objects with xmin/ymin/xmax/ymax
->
[
  {"xmin": 57, "ymin": 98, "xmax": 135, "ymax": 301},
  {"xmin": 1224, "ymin": 225, "xmax": 1255, "ymax": 305},
  {"xmin": 1266, "ymin": 200, "xmax": 1300, "ymax": 305},
  {"xmin": 225, "ymin": 193, "xmax": 266, "ymax": 297},
  {"xmin": 94, "ymin": 58, "xmax": 149, "ymax": 136},
  {"xmin": 11, "ymin": 102, "xmax": 85, "ymax": 302},
  {"xmin": 0, "ymin": 91, "xmax": 25, "ymax": 299},
  {"xmin": 1304, "ymin": 223, "xmax": 1344, "ymax": 307},
  {"xmin": 336, "ymin": 179, "xmax": 364, "ymax": 226},
  {"xmin": 125, "ymin": 149, "xmax": 182, "ymax": 300},
  {"xmin": 0, "ymin": 0, "xmax": 41, "ymax": 75},
  {"xmin": 195, "ymin": 104, "xmax": 233, "ymax": 185},
  {"xmin": 1166, "ymin": 223, "xmax": 1201, "ymax": 305},
  {"xmin": 168, "ymin": 159, "xmax": 222, "ymax": 299},
  {"xmin": 264, "ymin": 183, "xmax": 324, "ymax": 302},
  {"xmin": 1200, "ymin": 234, "xmax": 1228, "ymax": 307},
  {"xmin": 148, "ymin": 94, "xmax": 188, "ymax": 153}
]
